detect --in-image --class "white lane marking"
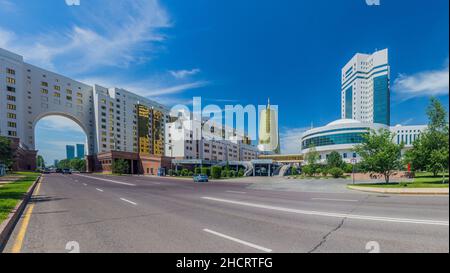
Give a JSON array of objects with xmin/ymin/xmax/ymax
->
[
  {"xmin": 226, "ymin": 191, "xmax": 247, "ymax": 194},
  {"xmin": 120, "ymin": 198, "xmax": 137, "ymax": 206},
  {"xmin": 203, "ymin": 229, "xmax": 272, "ymax": 253},
  {"xmin": 202, "ymin": 197, "xmax": 449, "ymax": 226},
  {"xmin": 82, "ymin": 183, "xmax": 87, "ymax": 186},
  {"xmin": 75, "ymin": 174, "xmax": 136, "ymax": 186},
  {"xmin": 96, "ymin": 188, "xmax": 104, "ymax": 192},
  {"xmin": 311, "ymin": 198, "xmax": 358, "ymax": 202}
]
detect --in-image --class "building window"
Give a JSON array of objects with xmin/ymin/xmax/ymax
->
[
  {"xmin": 7, "ymin": 86, "xmax": 15, "ymax": 92},
  {"xmin": 8, "ymin": 122, "xmax": 17, "ymax": 128},
  {"xmin": 7, "ymin": 113, "xmax": 16, "ymax": 119},
  {"xmin": 8, "ymin": 131, "xmax": 17, "ymax": 137},
  {"xmin": 41, "ymin": 89, "xmax": 48, "ymax": 94},
  {"xmin": 6, "ymin": 77, "xmax": 15, "ymax": 84},
  {"xmin": 7, "ymin": 95, "xmax": 16, "ymax": 101},
  {"xmin": 6, "ymin": 68, "xmax": 15, "ymax": 75},
  {"xmin": 7, "ymin": 104, "xmax": 16, "ymax": 110},
  {"xmin": 41, "ymin": 81, "xmax": 48, "ymax": 87},
  {"xmin": 54, "ymin": 85, "xmax": 61, "ymax": 91},
  {"xmin": 53, "ymin": 92, "xmax": 61, "ymax": 98}
]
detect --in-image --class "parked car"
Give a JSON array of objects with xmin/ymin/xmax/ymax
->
[
  {"xmin": 193, "ymin": 174, "xmax": 209, "ymax": 183},
  {"xmin": 62, "ymin": 169, "xmax": 72, "ymax": 175},
  {"xmin": 56, "ymin": 168, "xmax": 63, "ymax": 173},
  {"xmin": 42, "ymin": 168, "xmax": 51, "ymax": 174}
]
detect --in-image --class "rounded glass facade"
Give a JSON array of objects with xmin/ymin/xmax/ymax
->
[{"xmin": 302, "ymin": 132, "xmax": 367, "ymax": 148}]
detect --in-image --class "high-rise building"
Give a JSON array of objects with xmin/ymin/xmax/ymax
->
[
  {"xmin": 76, "ymin": 144, "xmax": 85, "ymax": 159},
  {"xmin": 258, "ymin": 99, "xmax": 280, "ymax": 154},
  {"xmin": 66, "ymin": 145, "xmax": 75, "ymax": 160},
  {"xmin": 341, "ymin": 49, "xmax": 390, "ymax": 125}
]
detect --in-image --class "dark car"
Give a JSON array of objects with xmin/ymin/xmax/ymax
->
[
  {"xmin": 193, "ymin": 174, "xmax": 209, "ymax": 183},
  {"xmin": 62, "ymin": 169, "xmax": 72, "ymax": 175},
  {"xmin": 56, "ymin": 168, "xmax": 63, "ymax": 173}
]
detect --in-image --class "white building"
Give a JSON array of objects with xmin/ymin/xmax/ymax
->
[
  {"xmin": 165, "ymin": 111, "xmax": 259, "ymax": 163},
  {"xmin": 0, "ymin": 47, "xmax": 171, "ymax": 173},
  {"xmin": 300, "ymin": 119, "xmax": 427, "ymax": 164},
  {"xmin": 341, "ymin": 49, "xmax": 390, "ymax": 126}
]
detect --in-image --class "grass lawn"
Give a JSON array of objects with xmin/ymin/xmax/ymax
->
[
  {"xmin": 352, "ymin": 172, "xmax": 449, "ymax": 188},
  {"xmin": 0, "ymin": 172, "xmax": 40, "ymax": 225}
]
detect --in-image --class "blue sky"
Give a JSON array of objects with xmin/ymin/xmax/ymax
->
[{"xmin": 0, "ymin": 0, "xmax": 448, "ymax": 163}]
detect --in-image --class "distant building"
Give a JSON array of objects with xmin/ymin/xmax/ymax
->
[
  {"xmin": 66, "ymin": 145, "xmax": 75, "ymax": 160},
  {"xmin": 76, "ymin": 144, "xmax": 85, "ymax": 159},
  {"xmin": 54, "ymin": 160, "xmax": 59, "ymax": 167},
  {"xmin": 341, "ymin": 49, "xmax": 390, "ymax": 126},
  {"xmin": 258, "ymin": 99, "xmax": 280, "ymax": 154}
]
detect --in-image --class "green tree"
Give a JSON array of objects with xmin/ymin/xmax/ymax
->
[
  {"xmin": 112, "ymin": 159, "xmax": 129, "ymax": 175},
  {"xmin": 354, "ymin": 129, "xmax": 404, "ymax": 183},
  {"xmin": 327, "ymin": 151, "xmax": 344, "ymax": 169},
  {"xmin": 0, "ymin": 136, "xmax": 13, "ymax": 168},
  {"xmin": 329, "ymin": 167, "xmax": 344, "ymax": 178},
  {"xmin": 305, "ymin": 146, "xmax": 320, "ymax": 166},
  {"xmin": 405, "ymin": 98, "xmax": 449, "ymax": 176},
  {"xmin": 36, "ymin": 155, "xmax": 46, "ymax": 169},
  {"xmin": 201, "ymin": 167, "xmax": 210, "ymax": 176}
]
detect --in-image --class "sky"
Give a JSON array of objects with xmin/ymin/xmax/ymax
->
[{"xmin": 0, "ymin": 0, "xmax": 448, "ymax": 164}]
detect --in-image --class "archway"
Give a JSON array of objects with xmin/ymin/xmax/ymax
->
[{"xmin": 34, "ymin": 114, "xmax": 90, "ymax": 169}]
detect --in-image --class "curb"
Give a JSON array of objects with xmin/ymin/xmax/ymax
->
[
  {"xmin": 0, "ymin": 175, "xmax": 41, "ymax": 252},
  {"xmin": 348, "ymin": 185, "xmax": 449, "ymax": 195}
]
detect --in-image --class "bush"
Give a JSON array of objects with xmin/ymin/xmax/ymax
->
[
  {"xmin": 201, "ymin": 167, "xmax": 210, "ymax": 177},
  {"xmin": 221, "ymin": 170, "xmax": 227, "ymax": 178},
  {"xmin": 315, "ymin": 168, "xmax": 322, "ymax": 177},
  {"xmin": 226, "ymin": 170, "xmax": 232, "ymax": 178},
  {"xmin": 188, "ymin": 171, "xmax": 194, "ymax": 176},
  {"xmin": 344, "ymin": 163, "xmax": 353, "ymax": 174},
  {"xmin": 230, "ymin": 170, "xmax": 236, "ymax": 177},
  {"xmin": 329, "ymin": 167, "xmax": 344, "ymax": 178},
  {"xmin": 302, "ymin": 165, "xmax": 314, "ymax": 177},
  {"xmin": 181, "ymin": 169, "xmax": 189, "ymax": 176},
  {"xmin": 321, "ymin": 168, "xmax": 329, "ymax": 177},
  {"xmin": 238, "ymin": 170, "xmax": 245, "ymax": 177},
  {"xmin": 194, "ymin": 167, "xmax": 201, "ymax": 175},
  {"xmin": 211, "ymin": 166, "xmax": 222, "ymax": 179},
  {"xmin": 112, "ymin": 159, "xmax": 129, "ymax": 175}
]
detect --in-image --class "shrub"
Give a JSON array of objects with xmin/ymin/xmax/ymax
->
[
  {"xmin": 180, "ymin": 169, "xmax": 189, "ymax": 176},
  {"xmin": 321, "ymin": 168, "xmax": 329, "ymax": 177},
  {"xmin": 238, "ymin": 170, "xmax": 245, "ymax": 177},
  {"xmin": 194, "ymin": 167, "xmax": 201, "ymax": 175},
  {"xmin": 211, "ymin": 166, "xmax": 222, "ymax": 179},
  {"xmin": 226, "ymin": 170, "xmax": 232, "ymax": 178},
  {"xmin": 188, "ymin": 171, "xmax": 194, "ymax": 176},
  {"xmin": 201, "ymin": 167, "xmax": 210, "ymax": 177},
  {"xmin": 302, "ymin": 165, "xmax": 314, "ymax": 177},
  {"xmin": 315, "ymin": 167, "xmax": 322, "ymax": 177},
  {"xmin": 230, "ymin": 170, "xmax": 236, "ymax": 177},
  {"xmin": 329, "ymin": 167, "xmax": 344, "ymax": 178},
  {"xmin": 344, "ymin": 163, "xmax": 354, "ymax": 174},
  {"xmin": 112, "ymin": 159, "xmax": 129, "ymax": 175}
]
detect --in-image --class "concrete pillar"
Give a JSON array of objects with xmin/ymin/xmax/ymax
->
[{"xmin": 268, "ymin": 164, "xmax": 271, "ymax": 177}]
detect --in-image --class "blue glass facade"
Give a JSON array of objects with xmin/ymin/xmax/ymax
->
[
  {"xmin": 302, "ymin": 132, "xmax": 367, "ymax": 148},
  {"xmin": 66, "ymin": 145, "xmax": 75, "ymax": 160},
  {"xmin": 373, "ymin": 75, "xmax": 390, "ymax": 125},
  {"xmin": 345, "ymin": 87, "xmax": 353, "ymax": 119},
  {"xmin": 76, "ymin": 144, "xmax": 85, "ymax": 159}
]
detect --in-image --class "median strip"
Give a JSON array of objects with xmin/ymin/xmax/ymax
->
[
  {"xmin": 202, "ymin": 197, "xmax": 449, "ymax": 226},
  {"xmin": 311, "ymin": 198, "xmax": 358, "ymax": 202},
  {"xmin": 203, "ymin": 229, "xmax": 272, "ymax": 253}
]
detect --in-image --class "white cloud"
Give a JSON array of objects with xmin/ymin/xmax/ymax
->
[
  {"xmin": 393, "ymin": 61, "xmax": 449, "ymax": 100},
  {"xmin": 0, "ymin": 0, "xmax": 171, "ymax": 73},
  {"xmin": 280, "ymin": 127, "xmax": 309, "ymax": 154},
  {"xmin": 169, "ymin": 68, "xmax": 201, "ymax": 79}
]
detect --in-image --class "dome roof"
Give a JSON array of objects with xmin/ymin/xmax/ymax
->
[{"xmin": 326, "ymin": 119, "xmax": 362, "ymax": 126}]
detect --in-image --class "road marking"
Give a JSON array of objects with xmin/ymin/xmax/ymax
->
[
  {"xmin": 11, "ymin": 178, "xmax": 43, "ymax": 253},
  {"xmin": 202, "ymin": 197, "xmax": 449, "ymax": 226},
  {"xmin": 203, "ymin": 229, "xmax": 272, "ymax": 253},
  {"xmin": 311, "ymin": 198, "xmax": 358, "ymax": 202},
  {"xmin": 96, "ymin": 188, "xmax": 104, "ymax": 192},
  {"xmin": 83, "ymin": 183, "xmax": 87, "ymax": 186},
  {"xmin": 74, "ymin": 174, "xmax": 136, "ymax": 186},
  {"xmin": 120, "ymin": 198, "xmax": 137, "ymax": 206},
  {"xmin": 226, "ymin": 191, "xmax": 247, "ymax": 194}
]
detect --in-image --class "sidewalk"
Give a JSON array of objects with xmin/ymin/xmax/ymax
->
[{"xmin": 348, "ymin": 185, "xmax": 449, "ymax": 195}]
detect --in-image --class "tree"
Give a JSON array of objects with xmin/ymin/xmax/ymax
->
[
  {"xmin": 354, "ymin": 129, "xmax": 404, "ymax": 183},
  {"xmin": 36, "ymin": 155, "xmax": 46, "ymax": 169},
  {"xmin": 327, "ymin": 151, "xmax": 344, "ymax": 169},
  {"xmin": 305, "ymin": 146, "xmax": 320, "ymax": 166},
  {"xmin": 405, "ymin": 98, "xmax": 449, "ymax": 176},
  {"xmin": 0, "ymin": 136, "xmax": 13, "ymax": 168},
  {"xmin": 112, "ymin": 159, "xmax": 129, "ymax": 175}
]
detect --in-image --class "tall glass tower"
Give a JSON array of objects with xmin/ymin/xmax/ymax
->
[
  {"xmin": 66, "ymin": 145, "xmax": 75, "ymax": 160},
  {"xmin": 341, "ymin": 49, "xmax": 390, "ymax": 126},
  {"xmin": 76, "ymin": 144, "xmax": 85, "ymax": 159}
]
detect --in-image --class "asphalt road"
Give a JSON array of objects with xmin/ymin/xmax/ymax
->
[{"xmin": 3, "ymin": 174, "xmax": 449, "ymax": 253}]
